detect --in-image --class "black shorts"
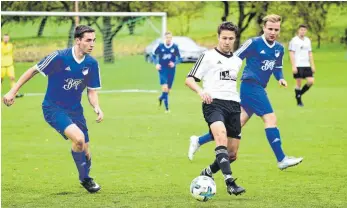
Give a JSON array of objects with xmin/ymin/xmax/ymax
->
[
  {"xmin": 293, "ymin": 67, "xmax": 313, "ymax": 79},
  {"xmin": 202, "ymin": 99, "xmax": 241, "ymax": 139}
]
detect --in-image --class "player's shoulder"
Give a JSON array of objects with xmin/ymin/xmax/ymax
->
[
  {"xmin": 275, "ymin": 41, "xmax": 284, "ymax": 50},
  {"xmin": 85, "ymin": 54, "xmax": 98, "ymax": 65}
]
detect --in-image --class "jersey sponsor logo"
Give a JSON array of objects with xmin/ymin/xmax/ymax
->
[
  {"xmin": 82, "ymin": 67, "xmax": 89, "ymax": 75},
  {"xmin": 261, "ymin": 60, "xmax": 276, "ymax": 71},
  {"xmin": 162, "ymin": 53, "xmax": 172, "ymax": 60},
  {"xmin": 63, "ymin": 78, "xmax": 83, "ymax": 90},
  {"xmin": 220, "ymin": 70, "xmax": 236, "ymax": 81},
  {"xmin": 275, "ymin": 50, "xmax": 280, "ymax": 58}
]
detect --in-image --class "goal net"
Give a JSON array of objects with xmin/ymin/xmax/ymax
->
[{"xmin": 1, "ymin": 11, "xmax": 167, "ymax": 63}]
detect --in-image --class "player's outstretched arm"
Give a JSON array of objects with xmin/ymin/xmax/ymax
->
[
  {"xmin": 185, "ymin": 77, "xmax": 212, "ymax": 104},
  {"xmin": 3, "ymin": 67, "xmax": 39, "ymax": 106},
  {"xmin": 87, "ymin": 89, "xmax": 103, "ymax": 123}
]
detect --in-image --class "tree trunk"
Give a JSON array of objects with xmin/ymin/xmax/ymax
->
[
  {"xmin": 235, "ymin": 2, "xmax": 245, "ymax": 50},
  {"xmin": 103, "ymin": 16, "xmax": 115, "ymax": 63},
  {"xmin": 127, "ymin": 17, "xmax": 135, "ymax": 35},
  {"xmin": 317, "ymin": 34, "xmax": 321, "ymax": 49},
  {"xmin": 221, "ymin": 1, "xmax": 229, "ymax": 21},
  {"xmin": 37, "ymin": 16, "xmax": 48, "ymax": 37},
  {"xmin": 67, "ymin": 19, "xmax": 75, "ymax": 48}
]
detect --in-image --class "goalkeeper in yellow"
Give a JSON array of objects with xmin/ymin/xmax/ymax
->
[{"xmin": 1, "ymin": 34, "xmax": 23, "ymax": 98}]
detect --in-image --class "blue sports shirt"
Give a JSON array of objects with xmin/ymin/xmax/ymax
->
[
  {"xmin": 234, "ymin": 35, "xmax": 284, "ymax": 88},
  {"xmin": 35, "ymin": 47, "xmax": 101, "ymax": 109},
  {"xmin": 151, "ymin": 43, "xmax": 181, "ymax": 67}
]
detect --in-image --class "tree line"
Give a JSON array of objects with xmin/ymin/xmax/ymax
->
[{"xmin": 2, "ymin": 1, "xmax": 346, "ymax": 63}]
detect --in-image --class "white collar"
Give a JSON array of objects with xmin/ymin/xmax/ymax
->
[
  {"xmin": 261, "ymin": 35, "xmax": 275, "ymax": 48},
  {"xmin": 72, "ymin": 46, "xmax": 85, "ymax": 64},
  {"xmin": 164, "ymin": 43, "xmax": 173, "ymax": 48}
]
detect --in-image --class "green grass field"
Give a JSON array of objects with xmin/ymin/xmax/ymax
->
[{"xmin": 1, "ymin": 44, "xmax": 347, "ymax": 207}]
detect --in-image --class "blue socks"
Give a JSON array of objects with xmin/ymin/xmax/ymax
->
[
  {"xmin": 159, "ymin": 92, "xmax": 169, "ymax": 110},
  {"xmin": 71, "ymin": 150, "xmax": 90, "ymax": 182},
  {"xmin": 265, "ymin": 127, "xmax": 286, "ymax": 162},
  {"xmin": 198, "ymin": 133, "xmax": 213, "ymax": 145}
]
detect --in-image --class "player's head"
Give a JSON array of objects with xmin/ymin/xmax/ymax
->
[
  {"xmin": 3, "ymin": 34, "xmax": 10, "ymax": 43},
  {"xmin": 217, "ymin": 22, "xmax": 238, "ymax": 54},
  {"xmin": 164, "ymin": 31, "xmax": 173, "ymax": 45},
  {"xmin": 74, "ymin": 25, "xmax": 96, "ymax": 55},
  {"xmin": 297, "ymin": 24, "xmax": 308, "ymax": 38},
  {"xmin": 262, "ymin": 14, "xmax": 281, "ymax": 43}
]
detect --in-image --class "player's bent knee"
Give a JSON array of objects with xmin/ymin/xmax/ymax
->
[
  {"xmin": 228, "ymin": 152, "xmax": 237, "ymax": 161},
  {"xmin": 263, "ymin": 113, "xmax": 277, "ymax": 127}
]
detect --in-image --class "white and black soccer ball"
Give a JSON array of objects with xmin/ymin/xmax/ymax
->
[{"xmin": 190, "ymin": 176, "xmax": 216, "ymax": 202}]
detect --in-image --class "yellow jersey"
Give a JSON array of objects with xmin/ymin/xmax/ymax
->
[{"xmin": 1, "ymin": 42, "xmax": 14, "ymax": 67}]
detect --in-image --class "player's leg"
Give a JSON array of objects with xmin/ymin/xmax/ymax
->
[
  {"xmin": 164, "ymin": 68, "xmax": 176, "ymax": 112},
  {"xmin": 295, "ymin": 78, "xmax": 303, "ymax": 106},
  {"xmin": 261, "ymin": 112, "xmax": 303, "ymax": 170},
  {"xmin": 72, "ymin": 114, "xmax": 101, "ymax": 193},
  {"xmin": 1, "ymin": 66, "xmax": 6, "ymax": 83},
  {"xmin": 158, "ymin": 70, "xmax": 168, "ymax": 109},
  {"xmin": 301, "ymin": 68, "xmax": 314, "ymax": 97}
]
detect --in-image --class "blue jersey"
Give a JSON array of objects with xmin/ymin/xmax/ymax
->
[
  {"xmin": 36, "ymin": 47, "xmax": 101, "ymax": 110},
  {"xmin": 234, "ymin": 35, "xmax": 284, "ymax": 88},
  {"xmin": 152, "ymin": 43, "xmax": 181, "ymax": 67}
]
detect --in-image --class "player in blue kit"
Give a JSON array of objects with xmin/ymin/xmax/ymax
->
[
  {"xmin": 3, "ymin": 25, "xmax": 103, "ymax": 193},
  {"xmin": 152, "ymin": 31, "xmax": 181, "ymax": 113},
  {"xmin": 188, "ymin": 15, "xmax": 303, "ymax": 171}
]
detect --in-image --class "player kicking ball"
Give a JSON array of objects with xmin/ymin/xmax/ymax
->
[{"xmin": 188, "ymin": 14, "xmax": 303, "ymax": 171}]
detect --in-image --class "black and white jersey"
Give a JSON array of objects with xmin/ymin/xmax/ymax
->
[
  {"xmin": 288, "ymin": 36, "xmax": 312, "ymax": 67},
  {"xmin": 188, "ymin": 48, "xmax": 242, "ymax": 102}
]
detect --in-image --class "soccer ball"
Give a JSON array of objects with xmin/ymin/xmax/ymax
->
[{"xmin": 190, "ymin": 176, "xmax": 216, "ymax": 201}]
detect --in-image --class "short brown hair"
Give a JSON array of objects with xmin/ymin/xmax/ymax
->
[
  {"xmin": 74, "ymin": 25, "xmax": 95, "ymax": 39},
  {"xmin": 298, "ymin": 24, "xmax": 308, "ymax": 29},
  {"xmin": 165, "ymin": 31, "xmax": 172, "ymax": 36},
  {"xmin": 263, "ymin": 14, "xmax": 282, "ymax": 26},
  {"xmin": 217, "ymin": 21, "xmax": 238, "ymax": 36}
]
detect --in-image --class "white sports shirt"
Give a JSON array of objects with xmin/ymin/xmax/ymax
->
[
  {"xmin": 288, "ymin": 36, "xmax": 312, "ymax": 67},
  {"xmin": 188, "ymin": 48, "xmax": 242, "ymax": 102}
]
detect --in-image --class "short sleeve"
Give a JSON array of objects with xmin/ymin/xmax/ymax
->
[
  {"xmin": 87, "ymin": 61, "xmax": 101, "ymax": 89},
  {"xmin": 187, "ymin": 53, "xmax": 208, "ymax": 82},
  {"xmin": 234, "ymin": 39, "xmax": 254, "ymax": 60},
  {"xmin": 35, "ymin": 51, "xmax": 60, "ymax": 76}
]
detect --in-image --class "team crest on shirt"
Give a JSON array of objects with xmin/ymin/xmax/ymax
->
[
  {"xmin": 170, "ymin": 48, "xmax": 175, "ymax": 53},
  {"xmin": 82, "ymin": 67, "xmax": 89, "ymax": 75},
  {"xmin": 275, "ymin": 50, "xmax": 280, "ymax": 58}
]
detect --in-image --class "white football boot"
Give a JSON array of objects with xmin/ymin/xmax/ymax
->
[
  {"xmin": 278, "ymin": 156, "xmax": 303, "ymax": 170},
  {"xmin": 188, "ymin": 135, "xmax": 200, "ymax": 161}
]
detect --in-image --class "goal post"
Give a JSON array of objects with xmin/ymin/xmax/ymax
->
[{"xmin": 0, "ymin": 11, "xmax": 167, "ymax": 38}]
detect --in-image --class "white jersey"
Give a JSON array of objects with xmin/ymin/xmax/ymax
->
[
  {"xmin": 188, "ymin": 48, "xmax": 242, "ymax": 102},
  {"xmin": 288, "ymin": 36, "xmax": 312, "ymax": 67}
]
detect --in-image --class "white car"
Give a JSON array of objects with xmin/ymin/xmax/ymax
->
[{"xmin": 144, "ymin": 36, "xmax": 208, "ymax": 63}]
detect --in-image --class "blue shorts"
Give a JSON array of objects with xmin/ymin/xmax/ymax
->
[
  {"xmin": 240, "ymin": 80, "xmax": 273, "ymax": 117},
  {"xmin": 42, "ymin": 104, "xmax": 89, "ymax": 143},
  {"xmin": 159, "ymin": 67, "xmax": 176, "ymax": 89}
]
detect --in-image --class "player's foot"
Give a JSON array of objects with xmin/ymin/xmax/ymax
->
[
  {"xmin": 81, "ymin": 178, "xmax": 101, "ymax": 193},
  {"xmin": 165, "ymin": 110, "xmax": 170, "ymax": 114},
  {"xmin": 296, "ymin": 94, "xmax": 303, "ymax": 107},
  {"xmin": 15, "ymin": 93, "xmax": 24, "ymax": 98},
  {"xmin": 200, "ymin": 167, "xmax": 214, "ymax": 180},
  {"xmin": 226, "ymin": 178, "xmax": 246, "ymax": 196},
  {"xmin": 188, "ymin": 135, "xmax": 200, "ymax": 160},
  {"xmin": 278, "ymin": 156, "xmax": 303, "ymax": 170}
]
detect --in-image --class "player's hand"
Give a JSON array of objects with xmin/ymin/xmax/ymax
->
[
  {"xmin": 94, "ymin": 106, "xmax": 104, "ymax": 123},
  {"xmin": 168, "ymin": 61, "xmax": 175, "ymax": 68},
  {"xmin": 3, "ymin": 91, "xmax": 16, "ymax": 107},
  {"xmin": 156, "ymin": 64, "xmax": 161, "ymax": 71},
  {"xmin": 198, "ymin": 90, "xmax": 213, "ymax": 104},
  {"xmin": 279, "ymin": 79, "xmax": 288, "ymax": 88},
  {"xmin": 292, "ymin": 66, "xmax": 298, "ymax": 74}
]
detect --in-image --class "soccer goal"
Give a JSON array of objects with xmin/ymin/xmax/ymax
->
[{"xmin": 1, "ymin": 11, "xmax": 167, "ymax": 63}]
